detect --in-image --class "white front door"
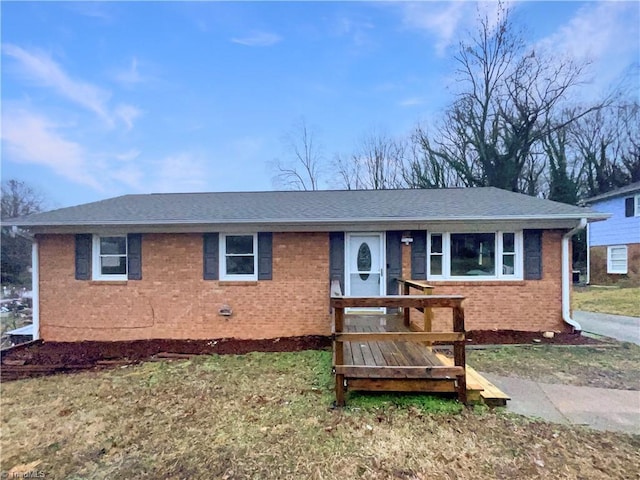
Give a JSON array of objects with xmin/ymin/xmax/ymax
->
[{"xmin": 345, "ymin": 233, "xmax": 385, "ymax": 307}]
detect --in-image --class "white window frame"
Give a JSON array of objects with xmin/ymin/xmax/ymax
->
[
  {"xmin": 607, "ymin": 245, "xmax": 628, "ymax": 274},
  {"xmin": 635, "ymin": 194, "xmax": 640, "ymax": 217},
  {"xmin": 427, "ymin": 231, "xmax": 523, "ymax": 281},
  {"xmin": 92, "ymin": 234, "xmax": 128, "ymax": 281},
  {"xmin": 219, "ymin": 233, "xmax": 258, "ymax": 281}
]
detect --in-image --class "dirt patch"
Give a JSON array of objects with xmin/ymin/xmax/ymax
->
[
  {"xmin": 0, "ymin": 336, "xmax": 331, "ymax": 382},
  {"xmin": 466, "ymin": 329, "xmax": 604, "ymax": 345}
]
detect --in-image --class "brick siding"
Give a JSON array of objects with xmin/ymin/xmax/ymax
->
[
  {"xmin": 589, "ymin": 243, "xmax": 640, "ymax": 287},
  {"xmin": 38, "ymin": 229, "xmax": 569, "ymax": 341},
  {"xmin": 38, "ymin": 232, "xmax": 330, "ymax": 341},
  {"xmin": 404, "ymin": 230, "xmax": 568, "ymax": 333}
]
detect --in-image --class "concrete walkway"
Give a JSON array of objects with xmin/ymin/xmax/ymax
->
[
  {"xmin": 482, "ymin": 373, "xmax": 640, "ymax": 435},
  {"xmin": 574, "ymin": 311, "xmax": 640, "ymax": 345}
]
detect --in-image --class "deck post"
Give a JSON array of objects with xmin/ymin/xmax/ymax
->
[
  {"xmin": 334, "ymin": 306, "xmax": 346, "ymax": 407},
  {"xmin": 402, "ymin": 282, "xmax": 410, "ymax": 327},
  {"xmin": 452, "ymin": 304, "xmax": 467, "ymax": 404},
  {"xmin": 422, "ymin": 285, "xmax": 434, "ymax": 350}
]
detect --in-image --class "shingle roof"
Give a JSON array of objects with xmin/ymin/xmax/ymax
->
[
  {"xmin": 583, "ymin": 182, "xmax": 640, "ymax": 204},
  {"xmin": 6, "ymin": 187, "xmax": 606, "ymax": 227}
]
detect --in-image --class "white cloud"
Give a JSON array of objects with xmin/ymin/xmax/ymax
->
[
  {"xmin": 148, "ymin": 153, "xmax": 209, "ymax": 193},
  {"xmin": 115, "ymin": 149, "xmax": 141, "ymax": 162},
  {"xmin": 3, "ymin": 44, "xmax": 143, "ymax": 130},
  {"xmin": 115, "ymin": 104, "xmax": 142, "ymax": 131},
  {"xmin": 398, "ymin": 97, "xmax": 425, "ymax": 107},
  {"xmin": 537, "ymin": 1, "xmax": 640, "ymax": 99},
  {"xmin": 3, "ymin": 44, "xmax": 112, "ymax": 120},
  {"xmin": 114, "ymin": 57, "xmax": 144, "ymax": 86},
  {"xmin": 401, "ymin": 2, "xmax": 467, "ymax": 56},
  {"xmin": 231, "ymin": 31, "xmax": 282, "ymax": 47},
  {"xmin": 1, "ymin": 108, "xmax": 102, "ymax": 190},
  {"xmin": 399, "ymin": 2, "xmax": 516, "ymax": 57},
  {"xmin": 330, "ymin": 15, "xmax": 375, "ymax": 50}
]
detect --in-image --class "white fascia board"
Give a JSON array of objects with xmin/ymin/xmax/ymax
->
[{"xmin": 27, "ymin": 216, "xmax": 608, "ymax": 235}]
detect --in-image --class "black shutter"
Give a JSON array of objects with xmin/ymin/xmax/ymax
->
[
  {"xmin": 411, "ymin": 230, "xmax": 427, "ymax": 280},
  {"xmin": 524, "ymin": 230, "xmax": 543, "ymax": 280},
  {"xmin": 203, "ymin": 233, "xmax": 219, "ymax": 280},
  {"xmin": 329, "ymin": 232, "xmax": 345, "ymax": 294},
  {"xmin": 625, "ymin": 197, "xmax": 634, "ymax": 217},
  {"xmin": 257, "ymin": 232, "xmax": 273, "ymax": 280},
  {"xmin": 75, "ymin": 234, "xmax": 92, "ymax": 280},
  {"xmin": 127, "ymin": 234, "xmax": 142, "ymax": 280},
  {"xmin": 386, "ymin": 231, "xmax": 402, "ymax": 296}
]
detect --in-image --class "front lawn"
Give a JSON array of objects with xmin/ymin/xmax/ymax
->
[
  {"xmin": 467, "ymin": 343, "xmax": 640, "ymax": 390},
  {"xmin": 573, "ymin": 286, "xmax": 640, "ymax": 317},
  {"xmin": 2, "ymin": 350, "xmax": 639, "ymax": 479}
]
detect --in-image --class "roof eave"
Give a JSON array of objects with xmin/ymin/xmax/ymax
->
[{"xmin": 10, "ymin": 212, "xmax": 610, "ymax": 230}]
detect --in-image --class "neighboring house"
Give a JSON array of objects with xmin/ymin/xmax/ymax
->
[
  {"xmin": 6, "ymin": 188, "xmax": 607, "ymax": 342},
  {"xmin": 584, "ymin": 182, "xmax": 640, "ymax": 286}
]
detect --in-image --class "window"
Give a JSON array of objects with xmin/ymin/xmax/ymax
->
[
  {"xmin": 92, "ymin": 235, "xmax": 127, "ymax": 281},
  {"xmin": 429, "ymin": 234, "xmax": 443, "ymax": 276},
  {"xmin": 220, "ymin": 234, "xmax": 257, "ymax": 280},
  {"xmin": 607, "ymin": 246, "xmax": 628, "ymax": 274},
  {"xmin": 501, "ymin": 233, "xmax": 516, "ymax": 275},
  {"xmin": 427, "ymin": 232, "xmax": 522, "ymax": 280},
  {"xmin": 636, "ymin": 194, "xmax": 640, "ymax": 217}
]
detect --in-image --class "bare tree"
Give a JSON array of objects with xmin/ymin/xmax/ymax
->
[
  {"xmin": 403, "ymin": 127, "xmax": 458, "ymax": 189},
  {"xmin": 415, "ymin": 4, "xmax": 602, "ymax": 193},
  {"xmin": 333, "ymin": 130, "xmax": 407, "ymax": 190},
  {"xmin": 1, "ymin": 179, "xmax": 44, "ymax": 219},
  {"xmin": 271, "ymin": 117, "xmax": 324, "ymax": 190},
  {"xmin": 1, "ymin": 179, "xmax": 46, "ymax": 285}
]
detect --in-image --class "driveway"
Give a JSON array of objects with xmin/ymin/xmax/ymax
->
[
  {"xmin": 482, "ymin": 373, "xmax": 640, "ymax": 435},
  {"xmin": 574, "ymin": 311, "xmax": 640, "ymax": 345}
]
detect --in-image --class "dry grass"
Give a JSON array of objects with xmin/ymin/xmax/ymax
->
[
  {"xmin": 467, "ymin": 343, "xmax": 640, "ymax": 390},
  {"xmin": 2, "ymin": 350, "xmax": 639, "ymax": 479},
  {"xmin": 573, "ymin": 286, "xmax": 640, "ymax": 317}
]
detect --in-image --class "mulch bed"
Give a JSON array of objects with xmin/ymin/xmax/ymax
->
[
  {"xmin": 0, "ymin": 336, "xmax": 331, "ymax": 382},
  {"xmin": 466, "ymin": 329, "xmax": 605, "ymax": 345},
  {"xmin": 1, "ymin": 330, "xmax": 606, "ymax": 382}
]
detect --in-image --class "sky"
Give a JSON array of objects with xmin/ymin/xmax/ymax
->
[{"xmin": 1, "ymin": 1, "xmax": 639, "ymax": 209}]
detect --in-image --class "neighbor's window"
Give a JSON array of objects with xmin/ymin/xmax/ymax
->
[
  {"xmin": 636, "ymin": 194, "xmax": 640, "ymax": 217},
  {"xmin": 427, "ymin": 232, "xmax": 522, "ymax": 280},
  {"xmin": 607, "ymin": 245, "xmax": 628, "ymax": 274},
  {"xmin": 220, "ymin": 234, "xmax": 257, "ymax": 280},
  {"xmin": 93, "ymin": 235, "xmax": 127, "ymax": 281}
]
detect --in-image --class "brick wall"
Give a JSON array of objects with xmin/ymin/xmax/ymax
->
[
  {"xmin": 404, "ymin": 230, "xmax": 568, "ymax": 333},
  {"xmin": 38, "ymin": 232, "xmax": 331, "ymax": 341},
  {"xmin": 38, "ymin": 229, "xmax": 569, "ymax": 341},
  {"xmin": 589, "ymin": 243, "xmax": 640, "ymax": 287}
]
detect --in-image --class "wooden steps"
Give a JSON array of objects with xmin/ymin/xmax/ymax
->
[{"xmin": 435, "ymin": 353, "xmax": 510, "ymax": 407}]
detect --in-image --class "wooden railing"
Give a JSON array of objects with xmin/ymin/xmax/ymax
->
[
  {"xmin": 331, "ymin": 295, "xmax": 466, "ymax": 406},
  {"xmin": 397, "ymin": 279, "xmax": 435, "ymax": 335}
]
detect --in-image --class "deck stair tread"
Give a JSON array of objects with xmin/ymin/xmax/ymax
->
[{"xmin": 435, "ymin": 353, "xmax": 510, "ymax": 406}]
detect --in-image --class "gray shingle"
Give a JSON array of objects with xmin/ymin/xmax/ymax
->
[
  {"xmin": 583, "ymin": 182, "xmax": 640, "ymax": 204},
  {"xmin": 6, "ymin": 187, "xmax": 605, "ymax": 227}
]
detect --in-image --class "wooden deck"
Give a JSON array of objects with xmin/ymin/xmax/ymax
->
[
  {"xmin": 339, "ymin": 314, "xmax": 465, "ymax": 393},
  {"xmin": 331, "ymin": 290, "xmax": 510, "ymax": 407}
]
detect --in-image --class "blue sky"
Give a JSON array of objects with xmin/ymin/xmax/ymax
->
[{"xmin": 2, "ymin": 1, "xmax": 639, "ymax": 209}]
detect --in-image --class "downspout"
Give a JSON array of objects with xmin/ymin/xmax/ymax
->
[
  {"xmin": 562, "ymin": 218, "xmax": 587, "ymax": 332},
  {"xmin": 586, "ymin": 223, "xmax": 591, "ymax": 284},
  {"xmin": 32, "ymin": 238, "xmax": 40, "ymax": 340}
]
